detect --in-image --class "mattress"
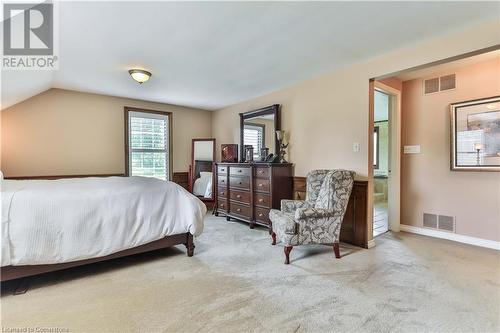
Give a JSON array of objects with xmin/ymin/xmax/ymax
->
[{"xmin": 1, "ymin": 176, "xmax": 206, "ymax": 266}]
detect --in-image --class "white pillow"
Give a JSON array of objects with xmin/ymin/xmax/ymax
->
[
  {"xmin": 204, "ymin": 176, "xmax": 213, "ymax": 198},
  {"xmin": 193, "ymin": 172, "xmax": 213, "ymax": 198},
  {"xmin": 193, "ymin": 177, "xmax": 208, "ymax": 196},
  {"xmin": 200, "ymin": 171, "xmax": 212, "ymax": 179}
]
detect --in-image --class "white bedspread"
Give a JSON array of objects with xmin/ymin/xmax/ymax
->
[{"xmin": 1, "ymin": 176, "xmax": 206, "ymax": 266}]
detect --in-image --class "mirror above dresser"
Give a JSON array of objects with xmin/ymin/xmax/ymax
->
[
  {"xmin": 239, "ymin": 104, "xmax": 280, "ymax": 163},
  {"xmin": 216, "ymin": 104, "xmax": 293, "ymax": 231}
]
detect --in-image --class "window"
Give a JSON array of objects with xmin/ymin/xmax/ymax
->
[
  {"xmin": 373, "ymin": 126, "xmax": 379, "ymax": 169},
  {"xmin": 125, "ymin": 108, "xmax": 171, "ymax": 180},
  {"xmin": 243, "ymin": 123, "xmax": 265, "ymax": 159}
]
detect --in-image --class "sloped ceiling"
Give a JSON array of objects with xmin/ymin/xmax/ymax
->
[{"xmin": 2, "ymin": 1, "xmax": 499, "ymax": 110}]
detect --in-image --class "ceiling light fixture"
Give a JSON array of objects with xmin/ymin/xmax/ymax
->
[{"xmin": 129, "ymin": 69, "xmax": 152, "ymax": 84}]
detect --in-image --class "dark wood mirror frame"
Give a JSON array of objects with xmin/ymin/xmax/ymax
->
[
  {"xmin": 189, "ymin": 138, "xmax": 216, "ymax": 203},
  {"xmin": 239, "ymin": 104, "xmax": 281, "ymax": 162}
]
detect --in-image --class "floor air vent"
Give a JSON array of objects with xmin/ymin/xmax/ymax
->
[
  {"xmin": 423, "ymin": 213, "xmax": 438, "ymax": 229},
  {"xmin": 438, "ymin": 215, "xmax": 455, "ymax": 232}
]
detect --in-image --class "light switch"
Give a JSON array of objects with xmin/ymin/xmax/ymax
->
[
  {"xmin": 353, "ymin": 142, "xmax": 360, "ymax": 152},
  {"xmin": 404, "ymin": 145, "xmax": 421, "ymax": 154}
]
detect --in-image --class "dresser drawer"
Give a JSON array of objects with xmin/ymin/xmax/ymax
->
[
  {"xmin": 217, "ymin": 165, "xmax": 228, "ymax": 175},
  {"xmin": 230, "ymin": 203, "xmax": 252, "ymax": 218},
  {"xmin": 230, "ymin": 176, "xmax": 250, "ymax": 190},
  {"xmin": 230, "ymin": 190, "xmax": 251, "ymax": 205},
  {"xmin": 255, "ymin": 207, "xmax": 271, "ymax": 224},
  {"xmin": 254, "ymin": 178, "xmax": 270, "ymax": 192},
  {"xmin": 218, "ymin": 188, "xmax": 228, "ymax": 198},
  {"xmin": 217, "ymin": 198, "xmax": 228, "ymax": 212},
  {"xmin": 218, "ymin": 176, "xmax": 228, "ymax": 187},
  {"xmin": 230, "ymin": 166, "xmax": 251, "ymax": 177},
  {"xmin": 254, "ymin": 166, "xmax": 270, "ymax": 179},
  {"xmin": 254, "ymin": 193, "xmax": 271, "ymax": 208}
]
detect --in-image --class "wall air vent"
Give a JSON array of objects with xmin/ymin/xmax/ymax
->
[
  {"xmin": 424, "ymin": 78, "xmax": 439, "ymax": 95},
  {"xmin": 438, "ymin": 215, "xmax": 455, "ymax": 232},
  {"xmin": 439, "ymin": 74, "xmax": 456, "ymax": 91},
  {"xmin": 423, "ymin": 74, "xmax": 456, "ymax": 95},
  {"xmin": 423, "ymin": 213, "xmax": 438, "ymax": 229}
]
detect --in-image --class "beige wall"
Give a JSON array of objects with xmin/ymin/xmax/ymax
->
[
  {"xmin": 1, "ymin": 89, "xmax": 212, "ymax": 176},
  {"xmin": 401, "ymin": 58, "xmax": 500, "ymax": 242},
  {"xmin": 212, "ymin": 20, "xmax": 500, "ymax": 179}
]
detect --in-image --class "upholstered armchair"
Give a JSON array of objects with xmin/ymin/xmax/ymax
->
[{"xmin": 269, "ymin": 170, "xmax": 355, "ymax": 264}]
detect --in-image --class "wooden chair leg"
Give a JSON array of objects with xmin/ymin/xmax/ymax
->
[
  {"xmin": 284, "ymin": 246, "xmax": 293, "ymax": 264},
  {"xmin": 271, "ymin": 232, "xmax": 277, "ymax": 245},
  {"xmin": 333, "ymin": 242, "xmax": 340, "ymax": 259}
]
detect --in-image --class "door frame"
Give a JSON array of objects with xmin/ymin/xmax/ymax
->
[
  {"xmin": 374, "ymin": 81, "xmax": 401, "ymax": 233},
  {"xmin": 367, "ymin": 45, "xmax": 500, "ymax": 246}
]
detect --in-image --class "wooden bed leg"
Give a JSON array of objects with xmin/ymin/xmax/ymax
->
[
  {"xmin": 184, "ymin": 233, "xmax": 195, "ymax": 257},
  {"xmin": 271, "ymin": 232, "xmax": 277, "ymax": 245},
  {"xmin": 333, "ymin": 242, "xmax": 340, "ymax": 259},
  {"xmin": 13, "ymin": 278, "xmax": 30, "ymax": 295},
  {"xmin": 284, "ymin": 246, "xmax": 293, "ymax": 265}
]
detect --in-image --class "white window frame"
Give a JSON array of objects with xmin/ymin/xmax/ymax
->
[{"xmin": 125, "ymin": 108, "xmax": 171, "ymax": 180}]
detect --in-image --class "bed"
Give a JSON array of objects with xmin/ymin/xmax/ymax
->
[{"xmin": 1, "ymin": 175, "xmax": 206, "ymax": 281}]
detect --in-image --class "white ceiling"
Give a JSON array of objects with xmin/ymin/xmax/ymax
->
[{"xmin": 2, "ymin": 1, "xmax": 499, "ymax": 110}]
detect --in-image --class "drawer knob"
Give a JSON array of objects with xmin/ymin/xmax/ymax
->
[
  {"xmin": 258, "ymin": 213, "xmax": 263, "ymax": 217},
  {"xmin": 258, "ymin": 199, "xmax": 263, "ymax": 203},
  {"xmin": 259, "ymin": 170, "xmax": 264, "ymax": 174},
  {"xmin": 238, "ymin": 170, "xmax": 242, "ymax": 173},
  {"xmin": 238, "ymin": 181, "xmax": 242, "ymax": 185},
  {"xmin": 258, "ymin": 183, "xmax": 263, "ymax": 187},
  {"xmin": 220, "ymin": 204, "xmax": 224, "ymax": 207},
  {"xmin": 236, "ymin": 195, "xmax": 241, "ymax": 198},
  {"xmin": 221, "ymin": 180, "xmax": 225, "ymax": 183},
  {"xmin": 221, "ymin": 192, "xmax": 225, "ymax": 195},
  {"xmin": 236, "ymin": 208, "xmax": 241, "ymax": 212}
]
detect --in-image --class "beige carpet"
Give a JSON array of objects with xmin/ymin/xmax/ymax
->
[{"xmin": 1, "ymin": 214, "xmax": 499, "ymax": 332}]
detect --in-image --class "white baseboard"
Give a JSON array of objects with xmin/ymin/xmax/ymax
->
[{"xmin": 399, "ymin": 225, "xmax": 500, "ymax": 251}]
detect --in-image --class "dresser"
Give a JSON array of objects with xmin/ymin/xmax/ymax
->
[{"xmin": 215, "ymin": 163, "xmax": 293, "ymax": 232}]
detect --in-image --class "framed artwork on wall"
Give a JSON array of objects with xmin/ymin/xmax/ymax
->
[{"xmin": 450, "ymin": 96, "xmax": 500, "ymax": 171}]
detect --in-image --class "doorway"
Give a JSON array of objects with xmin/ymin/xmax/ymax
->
[{"xmin": 372, "ymin": 82, "xmax": 401, "ymax": 237}]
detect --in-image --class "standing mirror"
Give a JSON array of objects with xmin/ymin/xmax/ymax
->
[
  {"xmin": 240, "ymin": 104, "xmax": 280, "ymax": 162},
  {"xmin": 190, "ymin": 138, "xmax": 215, "ymax": 202}
]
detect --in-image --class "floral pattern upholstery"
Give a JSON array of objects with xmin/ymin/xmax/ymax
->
[{"xmin": 269, "ymin": 169, "xmax": 355, "ymax": 246}]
